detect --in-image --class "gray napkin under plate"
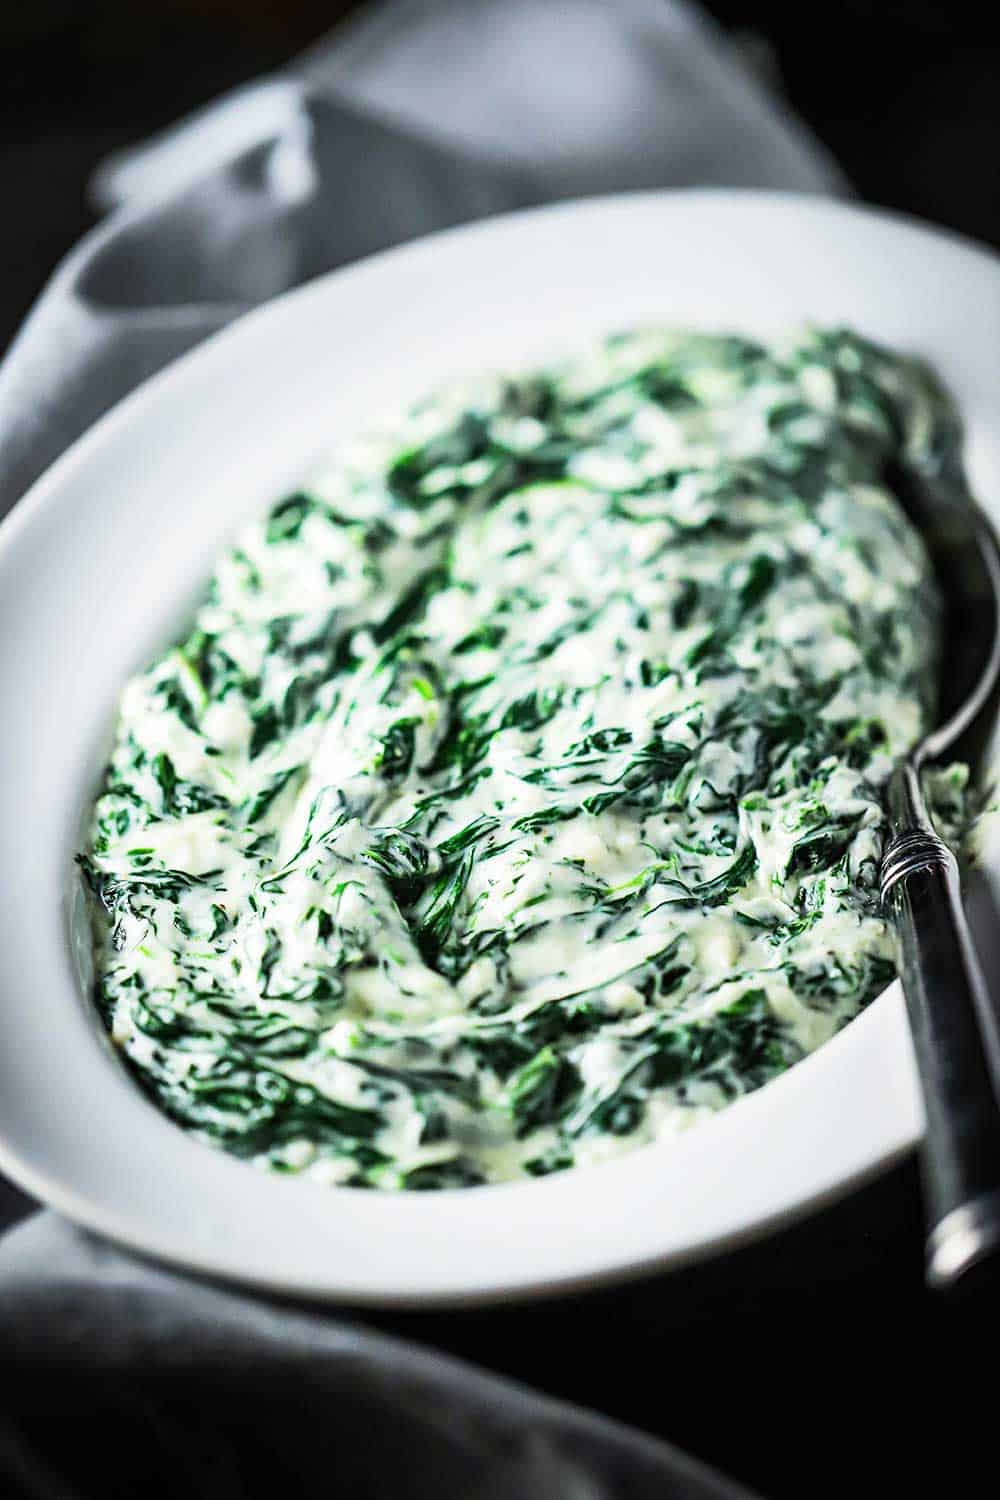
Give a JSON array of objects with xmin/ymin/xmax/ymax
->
[
  {"xmin": 0, "ymin": 1215, "xmax": 753, "ymax": 1499},
  {"xmin": 0, "ymin": 3, "xmax": 842, "ymax": 1495},
  {"xmin": 0, "ymin": 0, "xmax": 842, "ymax": 519}
]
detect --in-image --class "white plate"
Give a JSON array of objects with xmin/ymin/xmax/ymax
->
[{"xmin": 3, "ymin": 190, "xmax": 1000, "ymax": 1307}]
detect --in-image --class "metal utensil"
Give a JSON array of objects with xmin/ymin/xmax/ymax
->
[{"xmin": 881, "ymin": 458, "xmax": 1000, "ymax": 1289}]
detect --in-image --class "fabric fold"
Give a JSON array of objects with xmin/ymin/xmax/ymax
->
[
  {"xmin": 0, "ymin": 0, "xmax": 842, "ymax": 520},
  {"xmin": 0, "ymin": 1215, "xmax": 754, "ymax": 1499}
]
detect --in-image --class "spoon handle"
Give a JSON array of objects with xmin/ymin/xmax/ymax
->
[{"xmin": 883, "ymin": 765, "xmax": 1000, "ymax": 1290}]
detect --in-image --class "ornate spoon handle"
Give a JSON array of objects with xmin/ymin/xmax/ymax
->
[{"xmin": 883, "ymin": 762, "xmax": 1000, "ymax": 1288}]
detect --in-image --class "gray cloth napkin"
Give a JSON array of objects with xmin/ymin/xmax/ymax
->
[
  {"xmin": 0, "ymin": 1214, "xmax": 751, "ymax": 1500},
  {"xmin": 0, "ymin": 0, "xmax": 843, "ymax": 519},
  {"xmin": 0, "ymin": 1, "xmax": 841, "ymax": 1493}
]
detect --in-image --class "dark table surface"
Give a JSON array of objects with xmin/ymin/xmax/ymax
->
[{"xmin": 3, "ymin": 4, "xmax": 999, "ymax": 1496}]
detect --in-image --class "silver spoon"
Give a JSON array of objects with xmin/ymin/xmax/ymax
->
[{"xmin": 880, "ymin": 456, "xmax": 1000, "ymax": 1289}]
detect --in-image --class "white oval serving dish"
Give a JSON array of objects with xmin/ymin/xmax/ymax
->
[{"xmin": 2, "ymin": 190, "xmax": 1000, "ymax": 1305}]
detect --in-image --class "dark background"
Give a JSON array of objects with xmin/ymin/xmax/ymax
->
[{"xmin": 3, "ymin": 3, "xmax": 999, "ymax": 1497}]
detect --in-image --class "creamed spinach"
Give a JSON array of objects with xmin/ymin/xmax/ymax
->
[{"xmin": 81, "ymin": 328, "xmax": 959, "ymax": 1188}]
